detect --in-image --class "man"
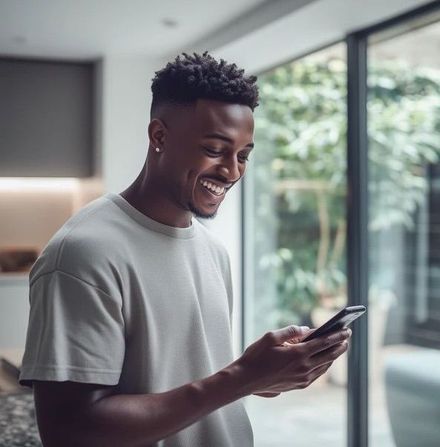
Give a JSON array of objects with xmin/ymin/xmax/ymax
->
[{"xmin": 19, "ymin": 52, "xmax": 351, "ymax": 447}]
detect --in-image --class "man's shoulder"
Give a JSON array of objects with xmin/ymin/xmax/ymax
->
[{"xmin": 29, "ymin": 195, "xmax": 125, "ymax": 285}]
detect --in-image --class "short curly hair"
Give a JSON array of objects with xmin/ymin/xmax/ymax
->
[{"xmin": 150, "ymin": 51, "xmax": 259, "ymax": 114}]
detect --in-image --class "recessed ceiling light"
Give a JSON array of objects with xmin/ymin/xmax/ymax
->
[{"xmin": 161, "ymin": 18, "xmax": 178, "ymax": 28}]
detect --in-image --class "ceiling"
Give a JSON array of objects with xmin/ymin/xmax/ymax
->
[
  {"xmin": 370, "ymin": 18, "xmax": 440, "ymax": 69},
  {"xmin": 0, "ymin": 0, "xmax": 314, "ymax": 61}
]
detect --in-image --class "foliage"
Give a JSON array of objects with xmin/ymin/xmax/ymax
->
[{"xmin": 251, "ymin": 52, "xmax": 440, "ymax": 331}]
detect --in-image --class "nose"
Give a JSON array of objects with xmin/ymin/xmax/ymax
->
[{"xmin": 218, "ymin": 155, "xmax": 242, "ymax": 182}]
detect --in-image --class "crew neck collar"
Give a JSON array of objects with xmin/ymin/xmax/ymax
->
[{"xmin": 106, "ymin": 193, "xmax": 196, "ymax": 239}]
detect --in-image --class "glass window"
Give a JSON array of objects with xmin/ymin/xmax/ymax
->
[
  {"xmin": 368, "ymin": 16, "xmax": 440, "ymax": 447},
  {"xmin": 244, "ymin": 43, "xmax": 348, "ymax": 446}
]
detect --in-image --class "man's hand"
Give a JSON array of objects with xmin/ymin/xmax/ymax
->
[
  {"xmin": 252, "ymin": 325, "xmax": 311, "ymax": 398},
  {"xmin": 232, "ymin": 324, "xmax": 351, "ymax": 397}
]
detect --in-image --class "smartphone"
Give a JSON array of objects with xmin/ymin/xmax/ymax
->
[{"xmin": 302, "ymin": 305, "xmax": 366, "ymax": 342}]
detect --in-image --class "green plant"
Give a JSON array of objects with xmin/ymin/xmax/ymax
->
[{"xmin": 252, "ymin": 53, "xmax": 440, "ymax": 328}]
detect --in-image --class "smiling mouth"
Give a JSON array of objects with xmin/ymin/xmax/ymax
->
[{"xmin": 199, "ymin": 179, "xmax": 227, "ymax": 196}]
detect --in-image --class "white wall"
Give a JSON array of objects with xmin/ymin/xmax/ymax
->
[{"xmin": 102, "ymin": 56, "xmax": 164, "ymax": 193}]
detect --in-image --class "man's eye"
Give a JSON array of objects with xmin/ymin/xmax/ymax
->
[
  {"xmin": 203, "ymin": 147, "xmax": 222, "ymax": 156},
  {"xmin": 239, "ymin": 155, "xmax": 250, "ymax": 162}
]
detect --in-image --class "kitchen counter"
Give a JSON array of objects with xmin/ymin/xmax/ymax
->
[
  {"xmin": 0, "ymin": 281, "xmax": 29, "ymax": 351},
  {"xmin": 0, "ymin": 391, "xmax": 42, "ymax": 446}
]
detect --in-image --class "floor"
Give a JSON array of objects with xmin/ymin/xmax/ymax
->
[{"xmin": 244, "ymin": 365, "xmax": 396, "ymax": 447}]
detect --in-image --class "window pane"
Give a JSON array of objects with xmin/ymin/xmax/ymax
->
[
  {"xmin": 244, "ymin": 43, "xmax": 348, "ymax": 446},
  {"xmin": 368, "ymin": 16, "xmax": 440, "ymax": 447}
]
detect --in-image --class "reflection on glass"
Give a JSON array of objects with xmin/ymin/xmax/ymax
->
[
  {"xmin": 244, "ymin": 43, "xmax": 347, "ymax": 446},
  {"xmin": 368, "ymin": 18, "xmax": 440, "ymax": 447}
]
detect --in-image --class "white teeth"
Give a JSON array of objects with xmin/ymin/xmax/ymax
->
[{"xmin": 200, "ymin": 179, "xmax": 225, "ymax": 195}]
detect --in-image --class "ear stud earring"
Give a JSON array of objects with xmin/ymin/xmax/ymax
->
[{"xmin": 155, "ymin": 147, "xmax": 161, "ymax": 153}]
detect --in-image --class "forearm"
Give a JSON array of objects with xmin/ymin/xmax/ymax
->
[{"xmin": 49, "ymin": 363, "xmax": 248, "ymax": 447}]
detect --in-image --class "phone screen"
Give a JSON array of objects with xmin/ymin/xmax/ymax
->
[{"xmin": 302, "ymin": 305, "xmax": 366, "ymax": 342}]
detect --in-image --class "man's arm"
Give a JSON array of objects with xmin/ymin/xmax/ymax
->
[
  {"xmin": 34, "ymin": 326, "xmax": 350, "ymax": 447},
  {"xmin": 33, "ymin": 364, "xmax": 244, "ymax": 447}
]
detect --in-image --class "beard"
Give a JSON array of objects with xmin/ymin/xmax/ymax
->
[{"xmin": 188, "ymin": 200, "xmax": 218, "ymax": 219}]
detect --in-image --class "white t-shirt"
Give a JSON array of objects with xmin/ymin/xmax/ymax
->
[{"xmin": 19, "ymin": 193, "xmax": 253, "ymax": 447}]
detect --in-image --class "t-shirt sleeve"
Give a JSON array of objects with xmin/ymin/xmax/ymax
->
[{"xmin": 19, "ymin": 269, "xmax": 125, "ymax": 388}]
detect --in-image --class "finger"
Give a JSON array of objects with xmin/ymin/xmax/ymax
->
[
  {"xmin": 282, "ymin": 326, "xmax": 311, "ymax": 345},
  {"xmin": 311, "ymin": 340, "xmax": 349, "ymax": 365},
  {"xmin": 265, "ymin": 325, "xmax": 310, "ymax": 346},
  {"xmin": 310, "ymin": 359, "xmax": 333, "ymax": 374},
  {"xmin": 253, "ymin": 392, "xmax": 280, "ymax": 398},
  {"xmin": 304, "ymin": 328, "xmax": 351, "ymax": 355},
  {"xmin": 308, "ymin": 363, "xmax": 332, "ymax": 385},
  {"xmin": 297, "ymin": 362, "xmax": 331, "ymax": 390}
]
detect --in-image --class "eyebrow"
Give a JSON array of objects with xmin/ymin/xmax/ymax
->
[{"xmin": 203, "ymin": 132, "xmax": 254, "ymax": 149}]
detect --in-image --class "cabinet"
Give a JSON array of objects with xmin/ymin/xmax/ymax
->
[
  {"xmin": 0, "ymin": 276, "xmax": 29, "ymax": 350},
  {"xmin": 0, "ymin": 58, "xmax": 95, "ymax": 177}
]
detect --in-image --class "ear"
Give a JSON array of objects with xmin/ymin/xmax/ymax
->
[{"xmin": 148, "ymin": 118, "xmax": 167, "ymax": 148}]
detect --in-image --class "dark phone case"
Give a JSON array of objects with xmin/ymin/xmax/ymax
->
[{"xmin": 302, "ymin": 305, "xmax": 366, "ymax": 342}]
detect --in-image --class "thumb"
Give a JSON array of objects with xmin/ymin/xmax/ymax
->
[{"xmin": 268, "ymin": 325, "xmax": 310, "ymax": 346}]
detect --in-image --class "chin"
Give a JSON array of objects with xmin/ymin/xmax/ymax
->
[{"xmin": 188, "ymin": 202, "xmax": 218, "ymax": 219}]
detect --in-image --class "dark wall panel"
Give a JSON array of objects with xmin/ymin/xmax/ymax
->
[{"xmin": 0, "ymin": 58, "xmax": 94, "ymax": 177}]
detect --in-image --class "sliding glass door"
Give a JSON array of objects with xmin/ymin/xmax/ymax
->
[
  {"xmin": 367, "ymin": 13, "xmax": 440, "ymax": 447},
  {"xmin": 244, "ymin": 42, "xmax": 348, "ymax": 447},
  {"xmin": 244, "ymin": 3, "xmax": 440, "ymax": 447}
]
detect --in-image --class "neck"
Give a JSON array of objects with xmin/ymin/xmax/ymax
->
[{"xmin": 120, "ymin": 161, "xmax": 193, "ymax": 228}]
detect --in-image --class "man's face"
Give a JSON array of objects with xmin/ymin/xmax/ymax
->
[{"xmin": 157, "ymin": 99, "xmax": 254, "ymax": 219}]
